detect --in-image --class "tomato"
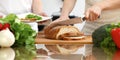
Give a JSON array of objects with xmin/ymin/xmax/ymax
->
[
  {"xmin": 0, "ymin": 23, "xmax": 2, "ymax": 30},
  {"xmin": 0, "ymin": 15, "xmax": 3, "ymax": 18},
  {"xmin": 2, "ymin": 23, "xmax": 10, "ymax": 30},
  {"xmin": 111, "ymin": 28, "xmax": 120, "ymax": 48},
  {"xmin": 112, "ymin": 49, "xmax": 120, "ymax": 60}
]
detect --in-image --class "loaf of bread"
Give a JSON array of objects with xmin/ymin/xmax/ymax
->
[
  {"xmin": 45, "ymin": 45, "xmax": 83, "ymax": 54},
  {"xmin": 44, "ymin": 26, "xmax": 84, "ymax": 40}
]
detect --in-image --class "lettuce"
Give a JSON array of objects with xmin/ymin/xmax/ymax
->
[{"xmin": 0, "ymin": 13, "xmax": 37, "ymax": 47}]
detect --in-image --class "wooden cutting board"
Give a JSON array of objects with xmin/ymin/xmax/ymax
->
[{"xmin": 35, "ymin": 32, "xmax": 93, "ymax": 44}]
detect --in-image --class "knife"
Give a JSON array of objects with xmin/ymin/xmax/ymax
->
[{"xmin": 56, "ymin": 17, "xmax": 86, "ymax": 25}]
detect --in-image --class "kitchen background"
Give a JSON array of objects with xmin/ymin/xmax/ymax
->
[{"xmin": 41, "ymin": 0, "xmax": 85, "ymax": 31}]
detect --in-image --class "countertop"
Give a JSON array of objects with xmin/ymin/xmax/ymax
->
[
  {"xmin": 0, "ymin": 31, "xmax": 119, "ymax": 60},
  {"xmin": 0, "ymin": 44, "xmax": 119, "ymax": 60}
]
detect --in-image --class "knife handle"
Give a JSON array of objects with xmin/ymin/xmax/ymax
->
[
  {"xmin": 82, "ymin": 17, "xmax": 86, "ymax": 21},
  {"xmin": 82, "ymin": 16, "xmax": 100, "ymax": 21}
]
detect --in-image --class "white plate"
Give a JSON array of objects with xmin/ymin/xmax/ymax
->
[{"xmin": 18, "ymin": 13, "xmax": 52, "ymax": 23}]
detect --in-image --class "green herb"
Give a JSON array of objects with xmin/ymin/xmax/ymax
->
[{"xmin": 25, "ymin": 14, "xmax": 42, "ymax": 20}]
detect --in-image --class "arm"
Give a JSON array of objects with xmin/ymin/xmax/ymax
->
[
  {"xmin": 60, "ymin": 0, "xmax": 76, "ymax": 19},
  {"xmin": 85, "ymin": 0, "xmax": 120, "ymax": 21},
  {"xmin": 32, "ymin": 0, "xmax": 47, "ymax": 16},
  {"xmin": 44, "ymin": 0, "xmax": 77, "ymax": 30},
  {"xmin": 96, "ymin": 0, "xmax": 120, "ymax": 11}
]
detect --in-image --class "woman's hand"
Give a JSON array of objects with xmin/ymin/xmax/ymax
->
[
  {"xmin": 38, "ymin": 12, "xmax": 48, "ymax": 17},
  {"xmin": 52, "ymin": 16, "xmax": 69, "ymax": 24},
  {"xmin": 37, "ymin": 12, "xmax": 48, "ymax": 24},
  {"xmin": 44, "ymin": 16, "xmax": 69, "ymax": 31},
  {"xmin": 85, "ymin": 5, "xmax": 102, "ymax": 21}
]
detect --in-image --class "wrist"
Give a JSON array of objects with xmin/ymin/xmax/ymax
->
[
  {"xmin": 60, "ymin": 15, "xmax": 69, "ymax": 19},
  {"xmin": 95, "ymin": 2, "xmax": 108, "ymax": 11},
  {"xmin": 60, "ymin": 13, "xmax": 69, "ymax": 18},
  {"xmin": 59, "ymin": 16, "xmax": 69, "ymax": 20},
  {"xmin": 33, "ymin": 9, "xmax": 44, "ymax": 14}
]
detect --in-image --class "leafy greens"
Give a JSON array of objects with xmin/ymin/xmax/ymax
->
[
  {"xmin": 0, "ymin": 14, "xmax": 37, "ymax": 47},
  {"xmin": 25, "ymin": 14, "xmax": 42, "ymax": 20}
]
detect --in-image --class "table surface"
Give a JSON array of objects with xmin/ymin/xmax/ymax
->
[{"xmin": 0, "ymin": 44, "xmax": 119, "ymax": 60}]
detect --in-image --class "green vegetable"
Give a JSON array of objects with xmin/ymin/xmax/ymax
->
[
  {"xmin": 4, "ymin": 13, "xmax": 18, "ymax": 24},
  {"xmin": 14, "ymin": 47, "xmax": 36, "ymax": 60},
  {"xmin": 92, "ymin": 46, "xmax": 117, "ymax": 60},
  {"xmin": 92, "ymin": 47, "xmax": 107, "ymax": 60},
  {"xmin": 101, "ymin": 46, "xmax": 117, "ymax": 60},
  {"xmin": 25, "ymin": 14, "xmax": 42, "ymax": 20},
  {"xmin": 92, "ymin": 23, "xmax": 120, "ymax": 48},
  {"xmin": 0, "ymin": 13, "xmax": 37, "ymax": 47},
  {"xmin": 92, "ymin": 24, "xmax": 111, "ymax": 47},
  {"xmin": 92, "ymin": 23, "xmax": 120, "ymax": 60}
]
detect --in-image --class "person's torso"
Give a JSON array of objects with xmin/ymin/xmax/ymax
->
[
  {"xmin": 82, "ymin": 0, "xmax": 120, "ymax": 35},
  {"xmin": 0, "ymin": 0, "xmax": 32, "ymax": 15},
  {"xmin": 85, "ymin": 0, "xmax": 120, "ymax": 19}
]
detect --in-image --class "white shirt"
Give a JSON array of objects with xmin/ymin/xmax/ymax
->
[
  {"xmin": 0, "ymin": 0, "xmax": 38, "ymax": 33},
  {"xmin": 0, "ymin": 0, "xmax": 32, "ymax": 15}
]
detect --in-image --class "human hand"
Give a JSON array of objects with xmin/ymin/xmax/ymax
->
[
  {"xmin": 38, "ymin": 12, "xmax": 48, "ymax": 17},
  {"xmin": 85, "ymin": 5, "xmax": 102, "ymax": 21},
  {"xmin": 44, "ymin": 16, "xmax": 69, "ymax": 31},
  {"xmin": 51, "ymin": 16, "xmax": 70, "ymax": 24},
  {"xmin": 37, "ymin": 12, "xmax": 48, "ymax": 24}
]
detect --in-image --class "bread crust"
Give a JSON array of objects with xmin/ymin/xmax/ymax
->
[{"xmin": 44, "ymin": 26, "xmax": 84, "ymax": 40}]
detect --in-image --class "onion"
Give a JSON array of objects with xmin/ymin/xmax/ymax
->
[
  {"xmin": 0, "ymin": 48, "xmax": 15, "ymax": 60},
  {"xmin": 0, "ymin": 28, "xmax": 15, "ymax": 47}
]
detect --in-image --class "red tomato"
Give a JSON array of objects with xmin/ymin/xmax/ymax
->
[
  {"xmin": 111, "ymin": 28, "xmax": 120, "ymax": 48},
  {"xmin": 2, "ymin": 23, "xmax": 10, "ymax": 30},
  {"xmin": 0, "ymin": 15, "xmax": 3, "ymax": 18},
  {"xmin": 0, "ymin": 23, "xmax": 3, "ymax": 30},
  {"xmin": 112, "ymin": 49, "xmax": 120, "ymax": 60}
]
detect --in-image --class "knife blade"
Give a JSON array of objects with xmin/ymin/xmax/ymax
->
[{"xmin": 57, "ymin": 17, "xmax": 86, "ymax": 25}]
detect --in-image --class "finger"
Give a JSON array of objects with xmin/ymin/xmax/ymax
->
[
  {"xmin": 44, "ymin": 24, "xmax": 55, "ymax": 32},
  {"xmin": 39, "ymin": 12, "xmax": 48, "ymax": 17},
  {"xmin": 89, "ymin": 12, "xmax": 93, "ymax": 21},
  {"xmin": 44, "ymin": 18, "xmax": 68, "ymax": 30},
  {"xmin": 90, "ymin": 13, "xmax": 93, "ymax": 21},
  {"xmin": 85, "ymin": 9, "xmax": 90, "ymax": 20},
  {"xmin": 94, "ymin": 12, "xmax": 100, "ymax": 20},
  {"xmin": 38, "ymin": 20, "xmax": 47, "ymax": 24},
  {"xmin": 91, "ymin": 11, "xmax": 97, "ymax": 21},
  {"xmin": 42, "ymin": 13, "xmax": 48, "ymax": 17},
  {"xmin": 94, "ymin": 14, "xmax": 99, "ymax": 20},
  {"xmin": 90, "ymin": 10, "xmax": 99, "ymax": 21},
  {"xmin": 94, "ymin": 7, "xmax": 101, "ymax": 20},
  {"xmin": 48, "ymin": 23, "xmax": 57, "ymax": 29}
]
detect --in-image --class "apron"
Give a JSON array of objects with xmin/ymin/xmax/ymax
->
[
  {"xmin": 81, "ymin": 0, "xmax": 120, "ymax": 35},
  {"xmin": 0, "ymin": 0, "xmax": 32, "ymax": 15}
]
